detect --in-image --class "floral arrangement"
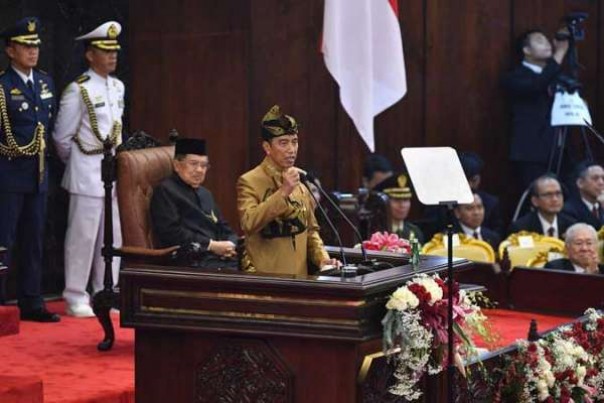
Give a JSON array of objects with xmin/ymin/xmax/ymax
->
[
  {"xmin": 492, "ymin": 308, "xmax": 604, "ymax": 402},
  {"xmin": 382, "ymin": 273, "xmax": 490, "ymax": 400},
  {"xmin": 362, "ymin": 231, "xmax": 411, "ymax": 254}
]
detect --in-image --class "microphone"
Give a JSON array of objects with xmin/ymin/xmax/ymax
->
[
  {"xmin": 301, "ymin": 172, "xmax": 368, "ymax": 262},
  {"xmin": 298, "ymin": 170, "xmax": 348, "ymax": 270}
]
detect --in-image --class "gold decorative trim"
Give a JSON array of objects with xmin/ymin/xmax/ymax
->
[
  {"xmin": 357, "ymin": 348, "xmax": 400, "ymax": 384},
  {"xmin": 140, "ymin": 288, "xmax": 365, "ymax": 307},
  {"xmin": 141, "ymin": 305, "xmax": 359, "ymax": 326}
]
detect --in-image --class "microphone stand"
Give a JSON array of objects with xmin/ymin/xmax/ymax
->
[
  {"xmin": 300, "ymin": 178, "xmax": 348, "ymax": 270},
  {"xmin": 303, "ymin": 173, "xmax": 369, "ymax": 261}
]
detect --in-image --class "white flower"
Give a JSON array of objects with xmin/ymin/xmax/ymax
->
[{"xmin": 387, "ymin": 287, "xmax": 420, "ymax": 311}]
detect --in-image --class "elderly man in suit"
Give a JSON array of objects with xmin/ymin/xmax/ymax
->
[
  {"xmin": 150, "ymin": 138, "xmax": 239, "ymax": 269},
  {"xmin": 0, "ymin": 17, "xmax": 59, "ymax": 322},
  {"xmin": 502, "ymin": 29, "xmax": 569, "ymax": 188},
  {"xmin": 545, "ymin": 223, "xmax": 604, "ymax": 274},
  {"xmin": 563, "ymin": 163, "xmax": 604, "ymax": 231},
  {"xmin": 509, "ymin": 174, "xmax": 575, "ymax": 239}
]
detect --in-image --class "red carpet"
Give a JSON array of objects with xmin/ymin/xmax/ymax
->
[
  {"xmin": 0, "ymin": 302, "xmax": 573, "ymax": 402},
  {"xmin": 477, "ymin": 308, "xmax": 573, "ymax": 349},
  {"xmin": 0, "ymin": 301, "xmax": 134, "ymax": 403},
  {"xmin": 0, "ymin": 305, "xmax": 20, "ymax": 337}
]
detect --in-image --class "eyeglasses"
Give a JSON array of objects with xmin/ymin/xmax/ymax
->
[
  {"xmin": 184, "ymin": 160, "xmax": 211, "ymax": 170},
  {"xmin": 537, "ymin": 191, "xmax": 563, "ymax": 199}
]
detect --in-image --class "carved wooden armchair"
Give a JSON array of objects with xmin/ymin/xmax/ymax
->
[
  {"xmin": 116, "ymin": 145, "xmax": 180, "ymax": 261},
  {"xmin": 94, "ymin": 132, "xmax": 180, "ymax": 351}
]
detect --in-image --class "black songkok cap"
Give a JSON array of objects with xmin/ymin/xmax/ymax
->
[{"xmin": 175, "ymin": 138, "xmax": 207, "ymax": 157}]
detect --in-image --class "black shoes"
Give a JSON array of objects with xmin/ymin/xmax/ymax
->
[{"xmin": 20, "ymin": 307, "xmax": 61, "ymax": 323}]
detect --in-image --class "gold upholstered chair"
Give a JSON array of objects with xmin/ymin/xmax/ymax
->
[
  {"xmin": 498, "ymin": 231, "xmax": 565, "ymax": 269},
  {"xmin": 597, "ymin": 226, "xmax": 604, "ymax": 263},
  {"xmin": 421, "ymin": 233, "xmax": 496, "ymax": 263}
]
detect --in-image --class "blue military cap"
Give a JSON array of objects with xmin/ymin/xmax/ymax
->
[{"xmin": 1, "ymin": 17, "xmax": 41, "ymax": 46}]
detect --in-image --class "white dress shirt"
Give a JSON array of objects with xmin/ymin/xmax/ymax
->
[
  {"xmin": 522, "ymin": 61, "xmax": 544, "ymax": 74},
  {"xmin": 538, "ymin": 212, "xmax": 558, "ymax": 238},
  {"xmin": 459, "ymin": 223, "xmax": 481, "ymax": 240}
]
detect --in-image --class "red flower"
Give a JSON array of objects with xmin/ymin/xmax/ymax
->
[{"xmin": 408, "ymin": 283, "xmax": 432, "ymax": 305}]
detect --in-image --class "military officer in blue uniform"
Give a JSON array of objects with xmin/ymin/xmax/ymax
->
[{"xmin": 0, "ymin": 17, "xmax": 60, "ymax": 322}]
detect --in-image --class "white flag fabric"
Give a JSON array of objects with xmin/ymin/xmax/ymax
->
[{"xmin": 323, "ymin": 0, "xmax": 407, "ymax": 152}]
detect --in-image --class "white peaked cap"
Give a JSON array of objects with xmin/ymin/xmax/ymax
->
[{"xmin": 75, "ymin": 21, "xmax": 121, "ymax": 50}]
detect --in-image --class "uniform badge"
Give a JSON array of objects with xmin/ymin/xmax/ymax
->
[
  {"xmin": 40, "ymin": 90, "xmax": 53, "ymax": 100},
  {"xmin": 10, "ymin": 88, "xmax": 22, "ymax": 95},
  {"xmin": 11, "ymin": 95, "xmax": 25, "ymax": 101},
  {"xmin": 94, "ymin": 102, "xmax": 105, "ymax": 108},
  {"xmin": 21, "ymin": 102, "xmax": 29, "ymax": 110}
]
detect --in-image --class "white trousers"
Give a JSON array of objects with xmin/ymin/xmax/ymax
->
[{"xmin": 63, "ymin": 194, "xmax": 122, "ymax": 306}]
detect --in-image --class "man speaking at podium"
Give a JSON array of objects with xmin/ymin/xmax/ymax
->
[{"xmin": 237, "ymin": 105, "xmax": 336, "ymax": 275}]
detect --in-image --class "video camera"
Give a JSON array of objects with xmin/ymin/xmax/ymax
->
[{"xmin": 555, "ymin": 11, "xmax": 588, "ymax": 41}]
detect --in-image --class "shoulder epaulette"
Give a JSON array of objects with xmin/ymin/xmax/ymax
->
[
  {"xmin": 37, "ymin": 68, "xmax": 48, "ymax": 75},
  {"xmin": 76, "ymin": 74, "xmax": 90, "ymax": 84}
]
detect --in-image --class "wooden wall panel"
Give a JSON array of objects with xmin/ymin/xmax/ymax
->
[
  {"xmin": 129, "ymin": 0, "xmax": 249, "ymax": 226},
  {"xmin": 129, "ymin": 0, "xmax": 604, "ymax": 233}
]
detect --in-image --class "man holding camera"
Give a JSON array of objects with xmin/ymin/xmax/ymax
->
[{"xmin": 502, "ymin": 28, "xmax": 569, "ymax": 189}]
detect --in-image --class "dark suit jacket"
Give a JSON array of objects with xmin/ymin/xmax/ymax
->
[
  {"xmin": 562, "ymin": 197, "xmax": 604, "ymax": 231},
  {"xmin": 508, "ymin": 211, "xmax": 575, "ymax": 239},
  {"xmin": 544, "ymin": 258, "xmax": 604, "ymax": 274},
  {"xmin": 150, "ymin": 174, "xmax": 238, "ymax": 250},
  {"xmin": 453, "ymin": 224, "xmax": 501, "ymax": 251},
  {"xmin": 478, "ymin": 190, "xmax": 504, "ymax": 236},
  {"xmin": 502, "ymin": 59, "xmax": 561, "ymax": 163}
]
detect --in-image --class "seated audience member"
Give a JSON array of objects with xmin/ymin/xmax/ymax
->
[
  {"xmin": 362, "ymin": 154, "xmax": 393, "ymax": 190},
  {"xmin": 373, "ymin": 174, "xmax": 424, "ymax": 243},
  {"xmin": 459, "ymin": 152, "xmax": 504, "ymax": 236},
  {"xmin": 454, "ymin": 192, "xmax": 501, "ymax": 250},
  {"xmin": 508, "ymin": 174, "xmax": 575, "ymax": 239},
  {"xmin": 545, "ymin": 223, "xmax": 604, "ymax": 274},
  {"xmin": 563, "ymin": 162, "xmax": 604, "ymax": 231},
  {"xmin": 150, "ymin": 138, "xmax": 239, "ymax": 269}
]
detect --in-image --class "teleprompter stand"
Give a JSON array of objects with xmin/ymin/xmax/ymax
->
[{"xmin": 401, "ymin": 147, "xmax": 474, "ymax": 403}]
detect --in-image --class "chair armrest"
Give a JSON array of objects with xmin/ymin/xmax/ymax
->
[{"xmin": 115, "ymin": 245, "xmax": 180, "ymax": 265}]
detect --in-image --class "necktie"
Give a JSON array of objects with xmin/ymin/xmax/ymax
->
[
  {"xmin": 26, "ymin": 79, "xmax": 33, "ymax": 92},
  {"xmin": 592, "ymin": 204, "xmax": 600, "ymax": 219},
  {"xmin": 547, "ymin": 227, "xmax": 555, "ymax": 237},
  {"xmin": 473, "ymin": 231, "xmax": 479, "ymax": 240}
]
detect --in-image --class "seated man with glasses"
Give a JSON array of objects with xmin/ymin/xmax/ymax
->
[
  {"xmin": 508, "ymin": 174, "xmax": 575, "ymax": 239},
  {"xmin": 545, "ymin": 223, "xmax": 604, "ymax": 274},
  {"xmin": 150, "ymin": 138, "xmax": 239, "ymax": 268}
]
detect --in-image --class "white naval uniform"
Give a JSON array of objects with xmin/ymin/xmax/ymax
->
[{"xmin": 52, "ymin": 68, "xmax": 124, "ymax": 307}]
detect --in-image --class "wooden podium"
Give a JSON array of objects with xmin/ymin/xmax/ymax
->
[{"xmin": 121, "ymin": 248, "xmax": 470, "ymax": 402}]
